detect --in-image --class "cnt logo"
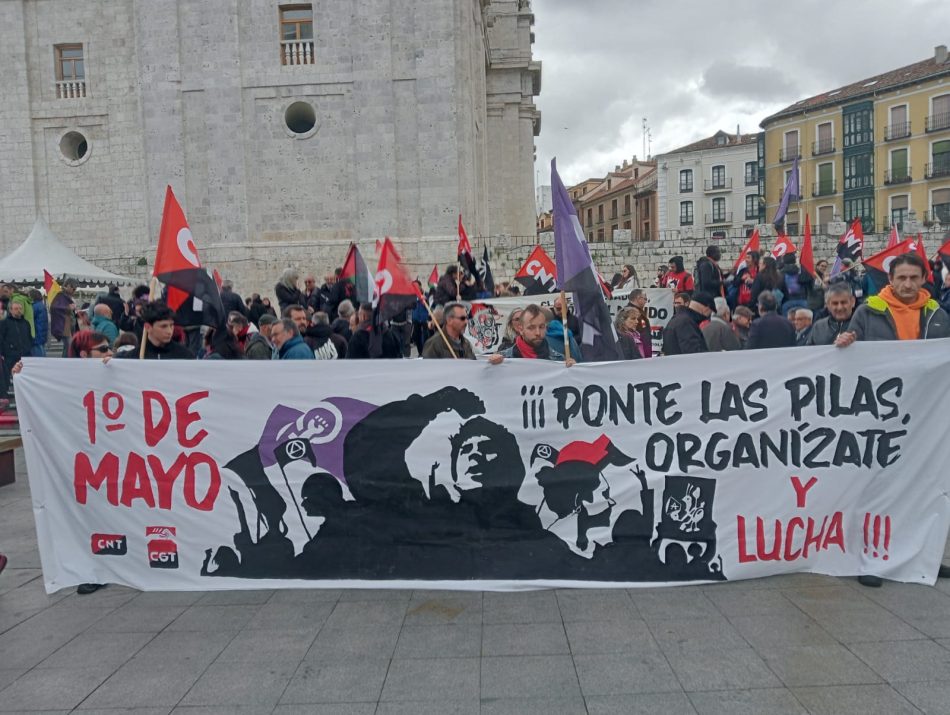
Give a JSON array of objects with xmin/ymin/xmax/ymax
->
[
  {"xmin": 146, "ymin": 526, "xmax": 178, "ymax": 569},
  {"xmin": 91, "ymin": 533, "xmax": 127, "ymax": 556}
]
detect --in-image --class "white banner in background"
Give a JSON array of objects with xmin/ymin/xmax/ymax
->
[
  {"xmin": 14, "ymin": 341, "xmax": 950, "ymax": 592},
  {"xmin": 466, "ymin": 288, "xmax": 674, "ymax": 355}
]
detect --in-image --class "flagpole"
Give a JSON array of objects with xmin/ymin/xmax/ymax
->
[
  {"xmin": 559, "ymin": 290, "xmax": 570, "ymax": 367},
  {"xmin": 413, "ymin": 285, "xmax": 457, "ymax": 359}
]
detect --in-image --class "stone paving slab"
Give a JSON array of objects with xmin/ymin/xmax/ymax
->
[{"xmin": 4, "ymin": 449, "xmax": 950, "ymax": 713}]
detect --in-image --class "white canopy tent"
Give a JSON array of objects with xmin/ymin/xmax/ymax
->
[{"xmin": 0, "ymin": 218, "xmax": 133, "ymax": 286}]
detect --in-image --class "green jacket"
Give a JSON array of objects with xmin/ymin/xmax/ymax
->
[
  {"xmin": 849, "ymin": 295, "xmax": 950, "ymax": 341},
  {"xmin": 9, "ymin": 293, "xmax": 35, "ymax": 338}
]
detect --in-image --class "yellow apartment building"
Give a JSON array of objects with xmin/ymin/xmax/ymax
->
[{"xmin": 761, "ymin": 45, "xmax": 950, "ymax": 236}]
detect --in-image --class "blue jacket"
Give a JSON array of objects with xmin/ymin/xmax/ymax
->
[
  {"xmin": 545, "ymin": 320, "xmax": 582, "ymax": 362},
  {"xmin": 278, "ymin": 334, "xmax": 315, "ymax": 360},
  {"xmin": 32, "ymin": 300, "xmax": 48, "ymax": 347},
  {"xmin": 91, "ymin": 314, "xmax": 119, "ymax": 344}
]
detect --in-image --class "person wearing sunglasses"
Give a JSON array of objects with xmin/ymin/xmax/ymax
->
[{"xmin": 421, "ymin": 302, "xmax": 475, "ymax": 359}]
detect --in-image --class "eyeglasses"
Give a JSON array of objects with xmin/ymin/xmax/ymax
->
[
  {"xmin": 90, "ymin": 345, "xmax": 112, "ymax": 354},
  {"xmin": 450, "ymin": 314, "xmax": 468, "ymax": 321}
]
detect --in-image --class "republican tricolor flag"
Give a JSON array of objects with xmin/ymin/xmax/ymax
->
[{"xmin": 43, "ymin": 270, "xmax": 62, "ymax": 307}]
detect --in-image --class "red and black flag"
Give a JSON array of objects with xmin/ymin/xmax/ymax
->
[
  {"xmin": 457, "ymin": 215, "xmax": 478, "ymax": 278},
  {"xmin": 480, "ymin": 244, "xmax": 495, "ymax": 296},
  {"xmin": 830, "ymin": 218, "xmax": 864, "ymax": 277},
  {"xmin": 514, "ymin": 245, "xmax": 558, "ymax": 295},
  {"xmin": 770, "ymin": 232, "xmax": 796, "ymax": 260},
  {"xmin": 375, "ymin": 237, "xmax": 417, "ymax": 323},
  {"xmin": 913, "ymin": 235, "xmax": 935, "ymax": 285},
  {"xmin": 427, "ymin": 265, "xmax": 439, "ymax": 290},
  {"xmin": 732, "ymin": 229, "xmax": 760, "ymax": 275},
  {"xmin": 340, "ymin": 243, "xmax": 374, "ymax": 305},
  {"xmin": 153, "ymin": 186, "xmax": 224, "ymax": 327},
  {"xmin": 800, "ymin": 215, "xmax": 815, "ymax": 278},
  {"xmin": 862, "ymin": 239, "xmax": 915, "ymax": 291}
]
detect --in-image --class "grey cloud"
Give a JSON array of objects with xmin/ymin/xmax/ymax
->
[{"xmin": 700, "ymin": 61, "xmax": 798, "ymax": 101}]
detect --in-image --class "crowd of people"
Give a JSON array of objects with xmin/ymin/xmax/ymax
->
[{"xmin": 0, "ymin": 241, "xmax": 947, "ymax": 386}]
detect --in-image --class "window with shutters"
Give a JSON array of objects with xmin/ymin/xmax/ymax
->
[
  {"xmin": 817, "ymin": 205, "xmax": 835, "ymax": 231},
  {"xmin": 886, "ymin": 104, "xmax": 910, "ymax": 140},
  {"xmin": 813, "ymin": 122, "xmax": 834, "ymax": 155},
  {"xmin": 890, "ymin": 195, "xmax": 909, "ymax": 230},
  {"xmin": 927, "ymin": 93, "xmax": 950, "ymax": 132}
]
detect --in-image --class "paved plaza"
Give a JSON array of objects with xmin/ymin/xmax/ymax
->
[{"xmin": 3, "ymin": 450, "xmax": 950, "ymax": 714}]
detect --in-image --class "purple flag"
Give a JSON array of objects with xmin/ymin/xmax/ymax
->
[
  {"xmin": 772, "ymin": 157, "xmax": 800, "ymax": 229},
  {"xmin": 551, "ymin": 159, "xmax": 620, "ymax": 361}
]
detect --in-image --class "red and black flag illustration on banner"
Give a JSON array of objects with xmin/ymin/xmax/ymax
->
[
  {"xmin": 340, "ymin": 243, "xmax": 374, "ymax": 305},
  {"xmin": 514, "ymin": 245, "xmax": 558, "ymax": 295},
  {"xmin": 830, "ymin": 218, "xmax": 864, "ymax": 277},
  {"xmin": 458, "ymin": 214, "xmax": 478, "ymax": 278},
  {"xmin": 153, "ymin": 186, "xmax": 224, "ymax": 327}
]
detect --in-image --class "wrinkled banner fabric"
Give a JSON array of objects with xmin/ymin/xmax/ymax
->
[
  {"xmin": 15, "ymin": 341, "xmax": 950, "ymax": 593},
  {"xmin": 465, "ymin": 288, "xmax": 674, "ymax": 356}
]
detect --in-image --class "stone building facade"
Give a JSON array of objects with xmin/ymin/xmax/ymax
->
[{"xmin": 0, "ymin": 0, "xmax": 540, "ymax": 295}]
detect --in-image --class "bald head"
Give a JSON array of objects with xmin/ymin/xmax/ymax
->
[{"xmin": 94, "ymin": 303, "xmax": 112, "ymax": 319}]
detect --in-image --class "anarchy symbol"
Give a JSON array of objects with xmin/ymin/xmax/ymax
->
[{"xmin": 284, "ymin": 440, "xmax": 307, "ymax": 461}]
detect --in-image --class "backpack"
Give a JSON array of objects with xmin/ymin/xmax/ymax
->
[
  {"xmin": 783, "ymin": 271, "xmax": 802, "ymax": 298},
  {"xmin": 313, "ymin": 340, "xmax": 338, "ymax": 360}
]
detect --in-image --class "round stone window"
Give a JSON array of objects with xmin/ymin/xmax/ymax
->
[
  {"xmin": 59, "ymin": 131, "xmax": 90, "ymax": 165},
  {"xmin": 284, "ymin": 101, "xmax": 317, "ymax": 137}
]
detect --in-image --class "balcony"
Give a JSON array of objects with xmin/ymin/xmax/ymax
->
[
  {"xmin": 281, "ymin": 39, "xmax": 315, "ymax": 66},
  {"xmin": 812, "ymin": 139, "xmax": 835, "ymax": 156},
  {"xmin": 926, "ymin": 161, "xmax": 950, "ymax": 179},
  {"xmin": 924, "ymin": 208, "xmax": 950, "ymax": 225},
  {"xmin": 55, "ymin": 80, "xmax": 86, "ymax": 98},
  {"xmin": 884, "ymin": 121, "xmax": 911, "ymax": 141},
  {"xmin": 812, "ymin": 180, "xmax": 837, "ymax": 197},
  {"xmin": 883, "ymin": 217, "xmax": 906, "ymax": 233},
  {"xmin": 704, "ymin": 178, "xmax": 732, "ymax": 192},
  {"xmin": 926, "ymin": 112, "xmax": 950, "ymax": 133},
  {"xmin": 780, "ymin": 145, "xmax": 801, "ymax": 162},
  {"xmin": 704, "ymin": 212, "xmax": 733, "ymax": 225},
  {"xmin": 884, "ymin": 168, "xmax": 912, "ymax": 185}
]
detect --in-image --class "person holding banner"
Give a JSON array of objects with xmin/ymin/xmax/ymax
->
[
  {"xmin": 836, "ymin": 253, "xmax": 950, "ymax": 345},
  {"xmin": 422, "ymin": 303, "xmax": 475, "ymax": 359},
  {"xmin": 488, "ymin": 304, "xmax": 575, "ymax": 365}
]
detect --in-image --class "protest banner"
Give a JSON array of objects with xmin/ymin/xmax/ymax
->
[
  {"xmin": 466, "ymin": 288, "xmax": 673, "ymax": 356},
  {"xmin": 15, "ymin": 340, "xmax": 950, "ymax": 593}
]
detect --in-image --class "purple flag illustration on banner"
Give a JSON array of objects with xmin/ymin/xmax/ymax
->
[
  {"xmin": 772, "ymin": 157, "xmax": 800, "ymax": 230},
  {"xmin": 551, "ymin": 158, "xmax": 621, "ymax": 361}
]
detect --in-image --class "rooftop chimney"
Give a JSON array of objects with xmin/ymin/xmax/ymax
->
[
  {"xmin": 736, "ymin": 124, "xmax": 741, "ymax": 141},
  {"xmin": 937, "ymin": 45, "xmax": 948, "ymax": 64}
]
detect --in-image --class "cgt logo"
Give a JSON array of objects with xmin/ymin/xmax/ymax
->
[
  {"xmin": 146, "ymin": 526, "xmax": 178, "ymax": 569},
  {"xmin": 91, "ymin": 533, "xmax": 127, "ymax": 556}
]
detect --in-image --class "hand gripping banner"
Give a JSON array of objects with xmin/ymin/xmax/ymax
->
[{"xmin": 15, "ymin": 341, "xmax": 950, "ymax": 592}]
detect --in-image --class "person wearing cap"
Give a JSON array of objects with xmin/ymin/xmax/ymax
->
[
  {"xmin": 662, "ymin": 291, "xmax": 714, "ymax": 355},
  {"xmin": 746, "ymin": 291, "xmax": 795, "ymax": 349}
]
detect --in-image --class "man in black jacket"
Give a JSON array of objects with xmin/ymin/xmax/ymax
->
[
  {"xmin": 0, "ymin": 301, "xmax": 33, "ymax": 396},
  {"xmin": 695, "ymin": 245, "xmax": 724, "ymax": 297},
  {"xmin": 219, "ymin": 280, "xmax": 248, "ymax": 318},
  {"xmin": 662, "ymin": 291, "xmax": 714, "ymax": 355},
  {"xmin": 746, "ymin": 292, "xmax": 795, "ymax": 349}
]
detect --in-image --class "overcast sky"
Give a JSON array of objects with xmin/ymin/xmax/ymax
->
[{"xmin": 532, "ymin": 0, "xmax": 950, "ymax": 186}]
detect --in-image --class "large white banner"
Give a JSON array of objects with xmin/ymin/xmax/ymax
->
[
  {"xmin": 15, "ymin": 341, "xmax": 950, "ymax": 593},
  {"xmin": 466, "ymin": 288, "xmax": 674, "ymax": 355}
]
